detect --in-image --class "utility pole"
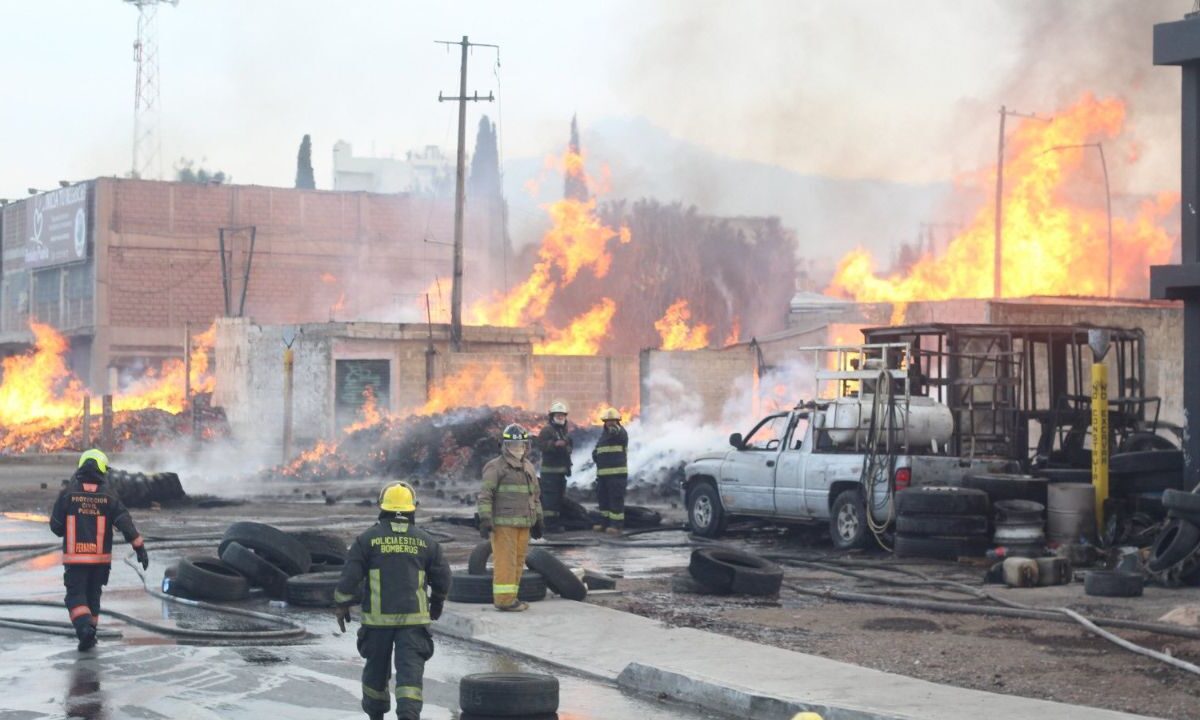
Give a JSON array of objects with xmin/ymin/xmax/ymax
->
[
  {"xmin": 994, "ymin": 106, "xmax": 1051, "ymax": 298},
  {"xmin": 436, "ymin": 36, "xmax": 496, "ymax": 351}
]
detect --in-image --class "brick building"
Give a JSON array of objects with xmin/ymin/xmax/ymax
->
[{"xmin": 0, "ymin": 178, "xmax": 511, "ymax": 392}]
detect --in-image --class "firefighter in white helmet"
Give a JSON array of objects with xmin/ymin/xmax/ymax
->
[
  {"xmin": 535, "ymin": 401, "xmax": 572, "ymax": 533},
  {"xmin": 591, "ymin": 408, "xmax": 629, "ymax": 534}
]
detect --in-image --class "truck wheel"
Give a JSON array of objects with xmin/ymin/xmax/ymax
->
[
  {"xmin": 688, "ymin": 483, "xmax": 727, "ymax": 538},
  {"xmin": 830, "ymin": 489, "xmax": 868, "ymax": 550}
]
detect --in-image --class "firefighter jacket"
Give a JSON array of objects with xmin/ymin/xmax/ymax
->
[
  {"xmin": 592, "ymin": 425, "xmax": 629, "ymax": 478},
  {"xmin": 49, "ymin": 467, "xmax": 142, "ymax": 566},
  {"xmin": 334, "ymin": 517, "xmax": 451, "ymax": 628},
  {"xmin": 536, "ymin": 421, "xmax": 573, "ymax": 476},
  {"xmin": 478, "ymin": 454, "xmax": 543, "ymax": 528}
]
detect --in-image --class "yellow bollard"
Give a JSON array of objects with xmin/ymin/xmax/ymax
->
[{"xmin": 1091, "ymin": 361, "xmax": 1109, "ymax": 532}]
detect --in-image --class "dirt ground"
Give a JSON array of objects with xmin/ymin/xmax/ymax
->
[{"xmin": 5, "ymin": 460, "xmax": 1200, "ymax": 719}]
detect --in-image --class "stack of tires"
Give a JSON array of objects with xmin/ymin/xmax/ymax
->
[
  {"xmin": 458, "ymin": 541, "xmax": 586, "ymax": 603},
  {"xmin": 894, "ymin": 487, "xmax": 990, "ymax": 560},
  {"xmin": 1146, "ymin": 490, "xmax": 1200, "ymax": 586},
  {"xmin": 460, "ymin": 672, "xmax": 559, "ymax": 719},
  {"xmin": 104, "ymin": 469, "xmax": 186, "ymax": 508},
  {"xmin": 167, "ymin": 522, "xmax": 349, "ymax": 606}
]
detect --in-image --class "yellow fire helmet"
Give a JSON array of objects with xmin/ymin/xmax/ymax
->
[
  {"xmin": 78, "ymin": 448, "xmax": 109, "ymax": 475},
  {"xmin": 378, "ymin": 481, "xmax": 417, "ymax": 513},
  {"xmin": 599, "ymin": 407, "xmax": 621, "ymax": 422}
]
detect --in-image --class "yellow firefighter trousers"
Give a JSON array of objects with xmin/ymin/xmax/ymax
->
[{"xmin": 491, "ymin": 525, "xmax": 530, "ymax": 607}]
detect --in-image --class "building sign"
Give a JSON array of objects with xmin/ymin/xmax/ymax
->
[{"xmin": 25, "ymin": 183, "xmax": 89, "ymax": 269}]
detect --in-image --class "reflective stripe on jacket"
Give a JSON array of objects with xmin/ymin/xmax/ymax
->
[
  {"xmin": 334, "ymin": 518, "xmax": 451, "ymax": 627},
  {"xmin": 478, "ymin": 455, "xmax": 542, "ymax": 527},
  {"xmin": 592, "ymin": 425, "xmax": 628, "ymax": 478},
  {"xmin": 49, "ymin": 468, "xmax": 141, "ymax": 566}
]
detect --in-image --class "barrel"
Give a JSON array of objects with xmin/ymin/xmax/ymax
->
[{"xmin": 1047, "ymin": 483, "xmax": 1096, "ymax": 544}]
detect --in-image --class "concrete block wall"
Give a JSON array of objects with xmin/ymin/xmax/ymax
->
[
  {"xmin": 640, "ymin": 346, "xmax": 758, "ymax": 424},
  {"xmin": 530, "ymin": 355, "xmax": 639, "ymax": 417}
]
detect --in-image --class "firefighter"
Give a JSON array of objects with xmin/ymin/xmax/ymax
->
[
  {"xmin": 334, "ymin": 481, "xmax": 451, "ymax": 720},
  {"xmin": 536, "ymin": 401, "xmax": 572, "ymax": 533},
  {"xmin": 49, "ymin": 449, "xmax": 149, "ymax": 651},
  {"xmin": 478, "ymin": 424, "xmax": 543, "ymax": 611},
  {"xmin": 592, "ymin": 408, "xmax": 629, "ymax": 534}
]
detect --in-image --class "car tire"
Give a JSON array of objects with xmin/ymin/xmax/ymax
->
[
  {"xmin": 1110, "ymin": 450, "xmax": 1183, "ymax": 474},
  {"xmin": 447, "ymin": 572, "xmax": 547, "ymax": 604},
  {"xmin": 219, "ymin": 522, "xmax": 312, "ymax": 576},
  {"xmin": 175, "ymin": 556, "xmax": 250, "ymax": 601},
  {"xmin": 687, "ymin": 482, "xmax": 728, "ymax": 538},
  {"xmin": 960, "ymin": 473, "xmax": 1048, "ymax": 506},
  {"xmin": 894, "ymin": 533, "xmax": 989, "ymax": 560},
  {"xmin": 1148, "ymin": 518, "xmax": 1200, "ymax": 572},
  {"xmin": 688, "ymin": 548, "xmax": 783, "ymax": 596},
  {"xmin": 829, "ymin": 489, "xmax": 869, "ymax": 550},
  {"xmin": 459, "ymin": 672, "xmax": 559, "ymax": 716},
  {"xmin": 896, "ymin": 486, "xmax": 989, "ymax": 516},
  {"xmin": 1111, "ymin": 471, "xmax": 1183, "ymax": 495},
  {"xmin": 219, "ymin": 541, "xmax": 290, "ymax": 599},
  {"xmin": 1084, "ymin": 570, "xmax": 1144, "ymax": 597},
  {"xmin": 1033, "ymin": 468, "xmax": 1092, "ymax": 484},
  {"xmin": 624, "ymin": 506, "xmax": 663, "ymax": 528},
  {"xmin": 1164, "ymin": 489, "xmax": 1200, "ymax": 514},
  {"xmin": 525, "ymin": 548, "xmax": 587, "ymax": 601},
  {"xmin": 287, "ymin": 531, "xmax": 348, "ymax": 566},
  {"xmin": 285, "ymin": 571, "xmax": 343, "ymax": 607},
  {"xmin": 895, "ymin": 513, "xmax": 988, "ymax": 536},
  {"xmin": 1121, "ymin": 432, "xmax": 1177, "ymax": 453},
  {"xmin": 468, "ymin": 540, "xmax": 493, "ymax": 575}
]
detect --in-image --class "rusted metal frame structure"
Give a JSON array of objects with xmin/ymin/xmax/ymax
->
[{"xmin": 861, "ymin": 323, "xmax": 1150, "ymax": 470}]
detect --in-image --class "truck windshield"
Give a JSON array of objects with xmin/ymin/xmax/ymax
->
[{"xmin": 742, "ymin": 414, "xmax": 790, "ymax": 451}]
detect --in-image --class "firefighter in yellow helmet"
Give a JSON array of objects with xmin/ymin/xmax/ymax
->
[
  {"xmin": 591, "ymin": 408, "xmax": 629, "ymax": 534},
  {"xmin": 535, "ymin": 401, "xmax": 573, "ymax": 533},
  {"xmin": 478, "ymin": 424, "xmax": 543, "ymax": 611},
  {"xmin": 334, "ymin": 481, "xmax": 451, "ymax": 720},
  {"xmin": 49, "ymin": 449, "xmax": 148, "ymax": 651}
]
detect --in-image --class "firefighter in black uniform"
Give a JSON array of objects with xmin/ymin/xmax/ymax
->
[
  {"xmin": 334, "ymin": 481, "xmax": 452, "ymax": 720},
  {"xmin": 536, "ymin": 400, "xmax": 573, "ymax": 532},
  {"xmin": 592, "ymin": 408, "xmax": 630, "ymax": 534},
  {"xmin": 49, "ymin": 449, "xmax": 149, "ymax": 651}
]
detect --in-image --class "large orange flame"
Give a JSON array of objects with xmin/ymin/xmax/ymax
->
[
  {"xmin": 534, "ymin": 298, "xmax": 617, "ymax": 355},
  {"xmin": 655, "ymin": 299, "xmax": 711, "ymax": 350},
  {"xmin": 827, "ymin": 94, "xmax": 1178, "ymax": 308},
  {"xmin": 418, "ymin": 362, "xmax": 546, "ymax": 415},
  {"xmin": 469, "ymin": 149, "xmax": 630, "ymax": 352}
]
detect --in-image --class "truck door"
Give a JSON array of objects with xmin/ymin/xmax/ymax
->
[
  {"xmin": 773, "ymin": 412, "xmax": 810, "ymax": 517},
  {"xmin": 719, "ymin": 413, "xmax": 789, "ymax": 515}
]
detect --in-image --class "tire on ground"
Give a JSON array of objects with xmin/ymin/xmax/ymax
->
[
  {"xmin": 287, "ymin": 531, "xmax": 348, "ymax": 565},
  {"xmin": 219, "ymin": 541, "xmax": 289, "ymax": 599},
  {"xmin": 447, "ymin": 571, "xmax": 547, "ymax": 604},
  {"xmin": 468, "ymin": 540, "xmax": 493, "ymax": 574},
  {"xmin": 285, "ymin": 571, "xmax": 343, "ymax": 607},
  {"xmin": 1164, "ymin": 489, "xmax": 1200, "ymax": 514},
  {"xmin": 525, "ymin": 548, "xmax": 587, "ymax": 601},
  {"xmin": 624, "ymin": 506, "xmax": 663, "ymax": 528},
  {"xmin": 176, "ymin": 555, "xmax": 250, "ymax": 601},
  {"xmin": 688, "ymin": 548, "xmax": 783, "ymax": 596},
  {"xmin": 960, "ymin": 473, "xmax": 1048, "ymax": 506},
  {"xmin": 219, "ymin": 522, "xmax": 312, "ymax": 576},
  {"xmin": 893, "ymin": 533, "xmax": 989, "ymax": 560},
  {"xmin": 896, "ymin": 487, "xmax": 989, "ymax": 516},
  {"xmin": 1084, "ymin": 570, "xmax": 1144, "ymax": 597},
  {"xmin": 459, "ymin": 672, "xmax": 559, "ymax": 716},
  {"xmin": 1148, "ymin": 518, "xmax": 1200, "ymax": 572},
  {"xmin": 895, "ymin": 514, "xmax": 989, "ymax": 536},
  {"xmin": 460, "ymin": 714, "xmax": 558, "ymax": 720}
]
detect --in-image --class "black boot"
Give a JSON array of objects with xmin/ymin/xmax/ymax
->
[{"xmin": 77, "ymin": 625, "xmax": 97, "ymax": 652}]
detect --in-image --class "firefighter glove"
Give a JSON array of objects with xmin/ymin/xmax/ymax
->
[
  {"xmin": 478, "ymin": 517, "xmax": 492, "ymax": 539},
  {"xmin": 531, "ymin": 519, "xmax": 544, "ymax": 540},
  {"xmin": 430, "ymin": 597, "xmax": 444, "ymax": 621},
  {"xmin": 335, "ymin": 605, "xmax": 351, "ymax": 633},
  {"xmin": 135, "ymin": 546, "xmax": 150, "ymax": 570}
]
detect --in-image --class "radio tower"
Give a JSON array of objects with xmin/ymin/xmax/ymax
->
[{"xmin": 125, "ymin": 0, "xmax": 177, "ymax": 179}]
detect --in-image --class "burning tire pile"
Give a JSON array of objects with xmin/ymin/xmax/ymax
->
[{"xmin": 165, "ymin": 521, "xmax": 349, "ymax": 606}]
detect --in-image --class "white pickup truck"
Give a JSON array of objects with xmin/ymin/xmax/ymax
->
[{"xmin": 682, "ymin": 401, "xmax": 1013, "ymax": 547}]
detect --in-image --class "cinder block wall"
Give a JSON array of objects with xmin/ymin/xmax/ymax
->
[{"xmin": 640, "ymin": 346, "xmax": 758, "ymax": 424}]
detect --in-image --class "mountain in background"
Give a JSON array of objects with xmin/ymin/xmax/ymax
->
[{"xmin": 501, "ymin": 116, "xmax": 955, "ymax": 279}]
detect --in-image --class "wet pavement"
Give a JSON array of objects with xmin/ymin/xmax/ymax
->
[{"xmin": 0, "ymin": 516, "xmax": 725, "ymax": 720}]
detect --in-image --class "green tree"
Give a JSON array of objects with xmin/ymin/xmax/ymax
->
[
  {"xmin": 469, "ymin": 117, "xmax": 500, "ymax": 199},
  {"xmin": 175, "ymin": 157, "xmax": 228, "ymax": 185},
  {"xmin": 295, "ymin": 134, "xmax": 316, "ymax": 189}
]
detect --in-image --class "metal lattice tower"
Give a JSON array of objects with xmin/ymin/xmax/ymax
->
[{"xmin": 125, "ymin": 0, "xmax": 177, "ymax": 179}]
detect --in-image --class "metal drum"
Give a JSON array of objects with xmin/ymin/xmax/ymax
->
[
  {"xmin": 1047, "ymin": 483, "xmax": 1096, "ymax": 544},
  {"xmin": 993, "ymin": 499, "xmax": 1046, "ymax": 558}
]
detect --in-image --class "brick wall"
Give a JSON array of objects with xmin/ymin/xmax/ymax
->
[
  {"xmin": 530, "ymin": 354, "xmax": 639, "ymax": 417},
  {"xmin": 640, "ymin": 347, "xmax": 758, "ymax": 424}
]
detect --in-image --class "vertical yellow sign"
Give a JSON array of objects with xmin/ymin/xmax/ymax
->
[{"xmin": 1091, "ymin": 362, "xmax": 1109, "ymax": 531}]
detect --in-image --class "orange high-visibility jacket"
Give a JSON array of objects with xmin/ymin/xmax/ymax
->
[{"xmin": 49, "ymin": 468, "xmax": 142, "ymax": 565}]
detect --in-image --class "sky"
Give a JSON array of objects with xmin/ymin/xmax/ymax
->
[{"xmin": 0, "ymin": 1, "xmax": 1190, "ymax": 219}]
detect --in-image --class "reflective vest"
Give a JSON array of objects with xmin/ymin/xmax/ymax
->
[
  {"xmin": 49, "ymin": 470, "xmax": 142, "ymax": 565},
  {"xmin": 334, "ymin": 519, "xmax": 451, "ymax": 627}
]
